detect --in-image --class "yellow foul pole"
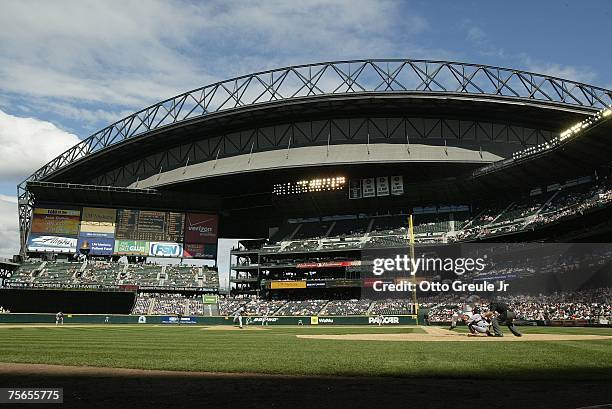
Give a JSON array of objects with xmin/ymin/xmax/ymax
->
[{"xmin": 408, "ymin": 214, "xmax": 418, "ymax": 322}]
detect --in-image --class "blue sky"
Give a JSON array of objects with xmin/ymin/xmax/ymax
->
[{"xmin": 0, "ymin": 0, "xmax": 611, "ymax": 257}]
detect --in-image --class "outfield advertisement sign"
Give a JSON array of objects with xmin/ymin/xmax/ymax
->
[
  {"xmin": 79, "ymin": 231, "xmax": 114, "ymax": 239},
  {"xmin": 184, "ymin": 213, "xmax": 218, "ymax": 244},
  {"xmin": 113, "ymin": 240, "xmax": 149, "ymax": 255},
  {"xmin": 202, "ymin": 295, "xmax": 218, "ymax": 304},
  {"xmin": 31, "ymin": 208, "xmax": 81, "ymax": 235},
  {"xmin": 296, "ymin": 261, "xmax": 361, "ymax": 269},
  {"xmin": 0, "ymin": 314, "xmax": 418, "ymax": 325},
  {"xmin": 270, "ymin": 281, "xmax": 307, "ymax": 289},
  {"xmin": 368, "ymin": 316, "xmax": 401, "ymax": 325},
  {"xmin": 161, "ymin": 316, "xmax": 198, "ymax": 324},
  {"xmin": 183, "ymin": 243, "xmax": 217, "ymax": 259},
  {"xmin": 149, "ymin": 242, "xmax": 183, "ymax": 258},
  {"xmin": 27, "ymin": 234, "xmax": 78, "ymax": 253},
  {"xmin": 77, "ymin": 236, "xmax": 114, "ymax": 256}
]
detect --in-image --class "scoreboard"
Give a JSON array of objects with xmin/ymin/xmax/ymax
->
[
  {"xmin": 28, "ymin": 205, "xmax": 215, "ymax": 259},
  {"xmin": 116, "ymin": 209, "xmax": 185, "ymax": 242}
]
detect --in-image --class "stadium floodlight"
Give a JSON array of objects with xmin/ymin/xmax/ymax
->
[
  {"xmin": 273, "ymin": 176, "xmax": 346, "ymax": 196},
  {"xmin": 514, "ymin": 106, "xmax": 612, "ymax": 160}
]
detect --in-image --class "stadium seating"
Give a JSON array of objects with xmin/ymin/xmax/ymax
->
[
  {"xmin": 7, "ymin": 261, "xmax": 220, "ymax": 291},
  {"xmin": 252, "ymin": 182, "xmax": 612, "ymax": 254},
  {"xmin": 132, "ymin": 295, "xmax": 153, "ymax": 315},
  {"xmin": 129, "ymin": 292, "xmax": 611, "ymax": 323},
  {"xmin": 424, "ymin": 288, "xmax": 612, "ymax": 324},
  {"xmin": 369, "ymin": 299, "xmax": 414, "ymax": 315},
  {"xmin": 330, "ymin": 217, "xmax": 371, "ymax": 236},
  {"xmin": 275, "ymin": 300, "xmax": 328, "ymax": 316},
  {"xmin": 319, "ymin": 299, "xmax": 371, "ymax": 315}
]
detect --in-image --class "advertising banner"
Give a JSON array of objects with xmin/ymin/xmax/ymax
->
[
  {"xmin": 77, "ymin": 236, "xmax": 114, "ymax": 256},
  {"xmin": 27, "ymin": 234, "xmax": 78, "ymax": 253},
  {"xmin": 149, "ymin": 242, "xmax": 183, "ymax": 258},
  {"xmin": 362, "ymin": 178, "xmax": 376, "ymax": 198},
  {"xmin": 31, "ymin": 208, "xmax": 80, "ymax": 235},
  {"xmin": 79, "ymin": 230, "xmax": 114, "ymax": 239},
  {"xmin": 79, "ymin": 207, "xmax": 116, "ymax": 236},
  {"xmin": 161, "ymin": 316, "xmax": 198, "ymax": 324},
  {"xmin": 391, "ymin": 175, "xmax": 404, "ymax": 195},
  {"xmin": 113, "ymin": 240, "xmax": 149, "ymax": 255},
  {"xmin": 33, "ymin": 208, "xmax": 80, "ymax": 217},
  {"xmin": 183, "ymin": 243, "xmax": 217, "ymax": 259},
  {"xmin": 184, "ymin": 213, "xmax": 218, "ymax": 244},
  {"xmin": 325, "ymin": 279, "xmax": 362, "ymax": 288},
  {"xmin": 376, "ymin": 176, "xmax": 390, "ymax": 196},
  {"xmin": 296, "ymin": 260, "xmax": 362, "ymax": 269},
  {"xmin": 270, "ymin": 281, "xmax": 307, "ymax": 289},
  {"xmin": 305, "ymin": 281, "xmax": 326, "ymax": 288}
]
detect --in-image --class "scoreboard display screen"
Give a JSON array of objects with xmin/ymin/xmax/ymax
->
[
  {"xmin": 115, "ymin": 209, "xmax": 139, "ymax": 239},
  {"xmin": 115, "ymin": 209, "xmax": 185, "ymax": 242},
  {"xmin": 164, "ymin": 212, "xmax": 185, "ymax": 242},
  {"xmin": 136, "ymin": 210, "xmax": 166, "ymax": 240}
]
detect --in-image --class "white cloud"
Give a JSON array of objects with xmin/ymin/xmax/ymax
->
[
  {"xmin": 463, "ymin": 24, "xmax": 598, "ymax": 85},
  {"xmin": 0, "ymin": 0, "xmax": 432, "ymax": 130},
  {"xmin": 0, "ymin": 195, "xmax": 17, "ymax": 204},
  {"xmin": 463, "ymin": 23, "xmax": 506, "ymax": 59},
  {"xmin": 523, "ymin": 62, "xmax": 598, "ymax": 84},
  {"xmin": 0, "ymin": 109, "xmax": 79, "ymax": 260},
  {"xmin": 0, "ymin": 196, "xmax": 19, "ymax": 258},
  {"xmin": 466, "ymin": 27, "xmax": 486, "ymax": 44},
  {"xmin": 0, "ymin": 109, "xmax": 81, "ymax": 181}
]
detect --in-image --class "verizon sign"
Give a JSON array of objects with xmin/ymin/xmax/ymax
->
[{"xmin": 184, "ymin": 213, "xmax": 218, "ymax": 244}]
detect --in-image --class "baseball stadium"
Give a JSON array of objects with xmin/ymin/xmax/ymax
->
[{"xmin": 1, "ymin": 59, "xmax": 612, "ymax": 408}]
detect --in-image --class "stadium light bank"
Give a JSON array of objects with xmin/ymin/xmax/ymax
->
[{"xmin": 512, "ymin": 106, "xmax": 612, "ymax": 160}]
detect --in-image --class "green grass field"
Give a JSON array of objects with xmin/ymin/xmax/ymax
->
[{"xmin": 0, "ymin": 325, "xmax": 610, "ymax": 380}]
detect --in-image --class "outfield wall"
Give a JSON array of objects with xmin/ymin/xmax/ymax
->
[
  {"xmin": 0, "ymin": 313, "xmax": 418, "ymax": 325},
  {"xmin": 0, "ymin": 289, "xmax": 135, "ymax": 314}
]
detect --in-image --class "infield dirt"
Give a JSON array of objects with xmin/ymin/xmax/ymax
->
[{"xmin": 296, "ymin": 325, "xmax": 612, "ymax": 342}]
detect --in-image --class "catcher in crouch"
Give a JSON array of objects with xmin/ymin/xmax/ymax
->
[{"xmin": 466, "ymin": 307, "xmax": 492, "ymax": 336}]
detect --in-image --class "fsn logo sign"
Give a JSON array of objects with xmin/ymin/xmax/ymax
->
[
  {"xmin": 368, "ymin": 316, "xmax": 400, "ymax": 325},
  {"xmin": 149, "ymin": 242, "xmax": 182, "ymax": 257}
]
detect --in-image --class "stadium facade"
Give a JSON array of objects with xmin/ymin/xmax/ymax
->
[{"xmin": 6, "ymin": 59, "xmax": 612, "ymax": 311}]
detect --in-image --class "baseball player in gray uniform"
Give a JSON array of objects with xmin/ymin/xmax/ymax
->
[{"xmin": 233, "ymin": 305, "xmax": 245, "ymax": 329}]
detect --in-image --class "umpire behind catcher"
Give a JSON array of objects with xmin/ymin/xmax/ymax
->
[{"xmin": 484, "ymin": 300, "xmax": 522, "ymax": 337}]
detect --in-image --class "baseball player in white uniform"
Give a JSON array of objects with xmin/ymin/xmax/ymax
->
[
  {"xmin": 233, "ymin": 305, "xmax": 245, "ymax": 329},
  {"xmin": 466, "ymin": 307, "xmax": 492, "ymax": 336}
]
